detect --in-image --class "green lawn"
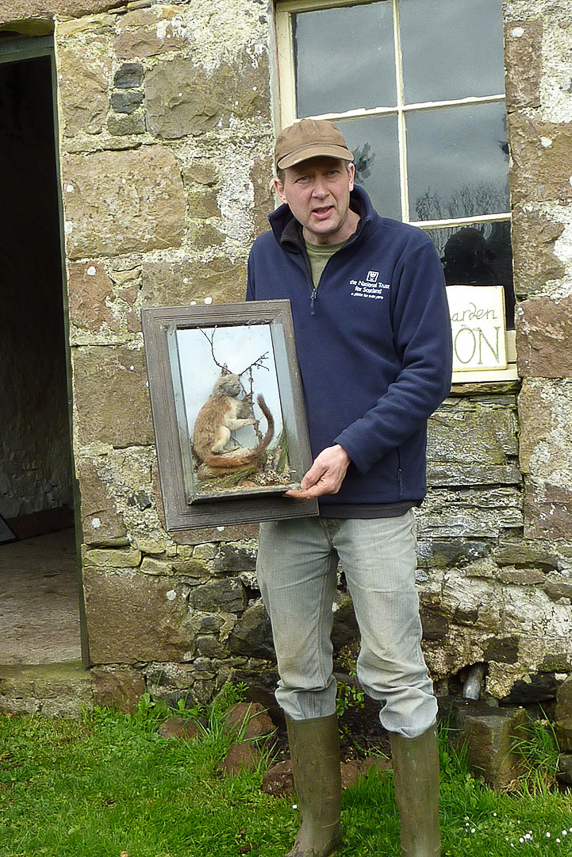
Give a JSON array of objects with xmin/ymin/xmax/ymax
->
[{"xmin": 1, "ymin": 690, "xmax": 571, "ymax": 857}]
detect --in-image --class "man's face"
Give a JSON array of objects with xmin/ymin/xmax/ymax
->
[{"xmin": 274, "ymin": 156, "xmax": 357, "ymax": 246}]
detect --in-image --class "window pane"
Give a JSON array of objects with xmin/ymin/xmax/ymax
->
[
  {"xmin": 338, "ymin": 114, "xmax": 401, "ymax": 220},
  {"xmin": 407, "ymin": 103, "xmax": 509, "ymax": 221},
  {"xmin": 424, "ymin": 221, "xmax": 514, "ymax": 327},
  {"xmin": 399, "ymin": 0, "xmax": 505, "ymax": 103},
  {"xmin": 294, "ymin": 2, "xmax": 396, "ymax": 117}
]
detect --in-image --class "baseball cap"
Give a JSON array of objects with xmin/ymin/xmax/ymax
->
[{"xmin": 275, "ymin": 118, "xmax": 354, "ymax": 171}]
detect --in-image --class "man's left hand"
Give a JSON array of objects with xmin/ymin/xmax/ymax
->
[{"xmin": 285, "ymin": 444, "xmax": 350, "ymax": 500}]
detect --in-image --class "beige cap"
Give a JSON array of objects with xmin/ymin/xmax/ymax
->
[{"xmin": 275, "ymin": 118, "xmax": 354, "ymax": 171}]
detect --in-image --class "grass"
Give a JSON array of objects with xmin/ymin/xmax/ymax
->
[
  {"xmin": 512, "ymin": 714, "xmax": 563, "ymax": 792},
  {"xmin": 1, "ymin": 689, "xmax": 572, "ymax": 857}
]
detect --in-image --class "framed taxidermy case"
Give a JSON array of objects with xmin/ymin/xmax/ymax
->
[{"xmin": 141, "ymin": 300, "xmax": 318, "ymax": 530}]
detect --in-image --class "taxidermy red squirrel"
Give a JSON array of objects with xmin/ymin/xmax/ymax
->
[{"xmin": 192, "ymin": 372, "xmax": 274, "ymax": 475}]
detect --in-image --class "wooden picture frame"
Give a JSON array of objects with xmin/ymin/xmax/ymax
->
[{"xmin": 141, "ymin": 300, "xmax": 318, "ymax": 531}]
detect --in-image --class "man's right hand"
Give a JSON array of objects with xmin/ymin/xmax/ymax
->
[{"xmin": 284, "ymin": 444, "xmax": 350, "ymax": 500}]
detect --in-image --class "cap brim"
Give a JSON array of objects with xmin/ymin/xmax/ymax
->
[{"xmin": 277, "ymin": 142, "xmax": 354, "ymax": 170}]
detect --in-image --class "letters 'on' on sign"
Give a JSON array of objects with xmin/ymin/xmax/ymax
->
[{"xmin": 446, "ymin": 285, "xmax": 507, "ymax": 372}]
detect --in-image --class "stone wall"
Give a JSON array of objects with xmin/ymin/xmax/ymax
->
[
  {"xmin": 1, "ymin": 0, "xmax": 571, "ymax": 708},
  {"xmin": 508, "ymin": 2, "xmax": 572, "ymax": 663},
  {"xmin": 52, "ymin": 0, "xmax": 275, "ymax": 703},
  {"xmin": 508, "ymin": 5, "xmax": 572, "ymax": 546}
]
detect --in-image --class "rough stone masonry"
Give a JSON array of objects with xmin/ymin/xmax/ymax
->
[{"xmin": 0, "ymin": 0, "xmax": 571, "ymax": 713}]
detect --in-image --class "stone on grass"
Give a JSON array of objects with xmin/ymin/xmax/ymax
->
[
  {"xmin": 363, "ymin": 756, "xmax": 393, "ymax": 775},
  {"xmin": 159, "ymin": 716, "xmax": 200, "ymax": 741},
  {"xmin": 557, "ymin": 754, "xmax": 572, "ymax": 786},
  {"xmin": 262, "ymin": 760, "xmax": 294, "ymax": 797},
  {"xmin": 450, "ymin": 700, "xmax": 527, "ymax": 790},
  {"xmin": 225, "ymin": 701, "xmax": 275, "ymax": 740},
  {"xmin": 219, "ymin": 742, "xmax": 262, "ymax": 776},
  {"xmin": 555, "ymin": 716, "xmax": 572, "ymax": 753},
  {"xmin": 91, "ymin": 667, "xmax": 145, "ymax": 714},
  {"xmin": 340, "ymin": 759, "xmax": 369, "ymax": 788},
  {"xmin": 261, "ymin": 753, "xmax": 390, "ymax": 797},
  {"xmin": 556, "ymin": 675, "xmax": 572, "ymax": 721}
]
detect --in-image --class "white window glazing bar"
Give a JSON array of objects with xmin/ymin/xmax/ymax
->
[
  {"xmin": 278, "ymin": 0, "xmax": 379, "ymax": 12},
  {"xmin": 275, "ymin": 7, "xmax": 297, "ymax": 127},
  {"xmin": 392, "ymin": 0, "xmax": 409, "ymax": 221},
  {"xmin": 302, "ymin": 96, "xmax": 507, "ymax": 134},
  {"xmin": 401, "ymin": 94, "xmax": 506, "ymax": 113},
  {"xmin": 414, "ymin": 212, "xmax": 511, "ymax": 229},
  {"xmin": 299, "ymin": 93, "xmax": 506, "ymax": 124},
  {"xmin": 305, "ymin": 106, "xmax": 398, "ymax": 121}
]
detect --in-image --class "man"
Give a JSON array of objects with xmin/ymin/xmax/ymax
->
[{"xmin": 246, "ymin": 118, "xmax": 452, "ymax": 857}]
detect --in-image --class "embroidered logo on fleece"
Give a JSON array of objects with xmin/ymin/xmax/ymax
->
[{"xmin": 350, "ymin": 272, "xmax": 391, "ymax": 300}]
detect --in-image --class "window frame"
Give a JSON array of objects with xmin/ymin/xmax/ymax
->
[{"xmin": 274, "ymin": 0, "xmax": 518, "ymax": 383}]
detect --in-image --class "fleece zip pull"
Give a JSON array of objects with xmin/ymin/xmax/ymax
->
[{"xmin": 310, "ymin": 286, "xmax": 317, "ymax": 316}]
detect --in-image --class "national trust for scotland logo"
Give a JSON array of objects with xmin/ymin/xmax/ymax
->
[{"xmin": 349, "ymin": 270, "xmax": 390, "ymax": 300}]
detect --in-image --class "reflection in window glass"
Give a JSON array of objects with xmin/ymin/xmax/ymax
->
[
  {"xmin": 399, "ymin": 0, "xmax": 505, "ymax": 103},
  {"xmin": 407, "ymin": 102, "xmax": 509, "ymax": 221},
  {"xmin": 338, "ymin": 115, "xmax": 401, "ymax": 220},
  {"xmin": 425, "ymin": 221, "xmax": 514, "ymax": 327},
  {"xmin": 294, "ymin": 2, "xmax": 396, "ymax": 117}
]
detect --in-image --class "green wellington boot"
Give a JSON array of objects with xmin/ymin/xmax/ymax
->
[
  {"xmin": 389, "ymin": 725, "xmax": 441, "ymax": 857},
  {"xmin": 285, "ymin": 713, "xmax": 342, "ymax": 857}
]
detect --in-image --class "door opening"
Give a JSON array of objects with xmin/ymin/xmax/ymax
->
[{"xmin": 0, "ymin": 40, "xmax": 82, "ymax": 665}]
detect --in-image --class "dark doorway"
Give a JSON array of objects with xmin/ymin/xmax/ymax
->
[{"xmin": 0, "ymin": 44, "xmax": 81, "ymax": 665}]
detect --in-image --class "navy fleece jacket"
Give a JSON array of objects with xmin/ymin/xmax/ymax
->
[{"xmin": 246, "ymin": 186, "xmax": 453, "ymax": 509}]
